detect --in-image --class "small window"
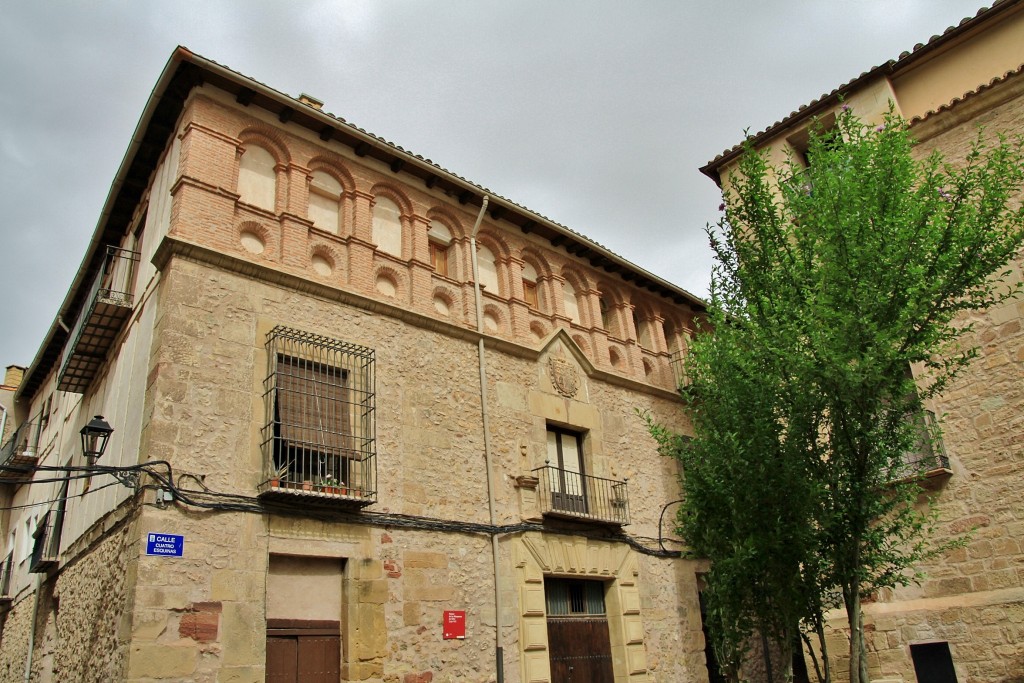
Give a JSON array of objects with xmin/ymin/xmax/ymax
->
[
  {"xmin": 308, "ymin": 171, "xmax": 342, "ymax": 233},
  {"xmin": 238, "ymin": 144, "xmax": 277, "ymax": 211},
  {"xmin": 372, "ymin": 197, "xmax": 403, "ymax": 257},
  {"xmin": 428, "ymin": 221, "xmax": 452, "ymax": 277},
  {"xmin": 545, "ymin": 578, "xmax": 606, "ymax": 616},
  {"xmin": 910, "ymin": 642, "xmax": 958, "ymax": 683},
  {"xmin": 522, "ymin": 263, "xmax": 540, "ymax": 309}
]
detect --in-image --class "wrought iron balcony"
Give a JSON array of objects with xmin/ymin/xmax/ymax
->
[
  {"xmin": 669, "ymin": 349, "xmax": 689, "ymax": 388},
  {"xmin": 30, "ymin": 511, "xmax": 61, "ymax": 574},
  {"xmin": 0, "ymin": 415, "xmax": 44, "ymax": 482},
  {"xmin": 894, "ymin": 409, "xmax": 951, "ymax": 488},
  {"xmin": 533, "ymin": 465, "xmax": 630, "ymax": 525},
  {"xmin": 58, "ymin": 246, "xmax": 140, "ymax": 393},
  {"xmin": 257, "ymin": 446, "xmax": 377, "ymax": 508}
]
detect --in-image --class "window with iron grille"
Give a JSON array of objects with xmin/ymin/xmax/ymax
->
[
  {"xmin": 261, "ymin": 326, "xmax": 376, "ymax": 499},
  {"xmin": 545, "ymin": 578, "xmax": 606, "ymax": 616}
]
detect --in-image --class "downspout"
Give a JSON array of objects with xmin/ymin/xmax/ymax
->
[
  {"xmin": 24, "ymin": 574, "xmax": 41, "ymax": 683},
  {"xmin": 469, "ymin": 196, "xmax": 504, "ymax": 683}
]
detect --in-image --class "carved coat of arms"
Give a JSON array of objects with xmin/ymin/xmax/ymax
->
[{"xmin": 548, "ymin": 357, "xmax": 580, "ymax": 398}]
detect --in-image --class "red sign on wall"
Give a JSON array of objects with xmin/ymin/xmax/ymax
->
[{"xmin": 443, "ymin": 610, "xmax": 466, "ymax": 639}]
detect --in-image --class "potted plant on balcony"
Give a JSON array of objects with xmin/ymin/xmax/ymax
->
[{"xmin": 317, "ymin": 473, "xmax": 344, "ymax": 495}]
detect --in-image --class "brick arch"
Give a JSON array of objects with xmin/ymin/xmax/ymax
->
[
  {"xmin": 529, "ymin": 321, "xmax": 549, "ymax": 341},
  {"xmin": 608, "ymin": 344, "xmax": 626, "ymax": 369},
  {"xmin": 431, "ymin": 285, "xmax": 462, "ymax": 320},
  {"xmin": 309, "ymin": 242, "xmax": 340, "ymax": 269},
  {"xmin": 368, "ymin": 182, "xmax": 413, "ymax": 217},
  {"xmin": 235, "ymin": 220, "xmax": 274, "ymax": 259},
  {"xmin": 475, "ymin": 230, "xmax": 512, "ymax": 262},
  {"xmin": 482, "ymin": 303, "xmax": 507, "ymax": 329},
  {"xmin": 519, "ymin": 247, "xmax": 554, "ymax": 279},
  {"xmin": 425, "ymin": 207, "xmax": 466, "ymax": 240},
  {"xmin": 307, "ymin": 155, "xmax": 356, "ymax": 195},
  {"xmin": 372, "ymin": 264, "xmax": 406, "ymax": 300},
  {"xmin": 237, "ymin": 125, "xmax": 290, "ymax": 166},
  {"xmin": 571, "ymin": 334, "xmax": 591, "ymax": 358}
]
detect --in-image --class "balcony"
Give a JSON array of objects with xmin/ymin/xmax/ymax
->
[
  {"xmin": 894, "ymin": 410, "xmax": 951, "ymax": 489},
  {"xmin": 0, "ymin": 415, "xmax": 44, "ymax": 482},
  {"xmin": 257, "ymin": 446, "xmax": 376, "ymax": 509},
  {"xmin": 669, "ymin": 349, "xmax": 689, "ymax": 388},
  {"xmin": 58, "ymin": 246, "xmax": 140, "ymax": 393},
  {"xmin": 533, "ymin": 465, "xmax": 630, "ymax": 526},
  {"xmin": 30, "ymin": 511, "xmax": 61, "ymax": 574}
]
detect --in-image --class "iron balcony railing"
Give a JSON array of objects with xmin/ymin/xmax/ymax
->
[
  {"xmin": 533, "ymin": 465, "xmax": 630, "ymax": 526},
  {"xmin": 0, "ymin": 414, "xmax": 45, "ymax": 481},
  {"xmin": 669, "ymin": 349, "xmax": 689, "ymax": 388},
  {"xmin": 58, "ymin": 246, "xmax": 140, "ymax": 393},
  {"xmin": 0, "ymin": 553, "xmax": 13, "ymax": 604},
  {"xmin": 894, "ymin": 409, "xmax": 950, "ymax": 481}
]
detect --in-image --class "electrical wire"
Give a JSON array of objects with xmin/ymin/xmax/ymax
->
[{"xmin": 4, "ymin": 460, "xmax": 682, "ymax": 558}]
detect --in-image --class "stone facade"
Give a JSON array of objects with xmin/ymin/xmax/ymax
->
[
  {"xmin": 703, "ymin": 4, "xmax": 1024, "ymax": 681},
  {"xmin": 0, "ymin": 48, "xmax": 711, "ymax": 682}
]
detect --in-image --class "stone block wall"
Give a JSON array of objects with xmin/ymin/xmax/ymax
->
[{"xmin": 818, "ymin": 73, "xmax": 1024, "ymax": 683}]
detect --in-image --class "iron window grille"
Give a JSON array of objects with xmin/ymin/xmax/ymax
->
[{"xmin": 260, "ymin": 326, "xmax": 376, "ymax": 505}]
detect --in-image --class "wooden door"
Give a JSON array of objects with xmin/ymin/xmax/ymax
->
[
  {"xmin": 266, "ymin": 620, "xmax": 340, "ymax": 683},
  {"xmin": 547, "ymin": 617, "xmax": 614, "ymax": 683},
  {"xmin": 545, "ymin": 578, "xmax": 613, "ymax": 682}
]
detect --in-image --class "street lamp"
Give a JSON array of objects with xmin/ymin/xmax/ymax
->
[{"xmin": 80, "ymin": 415, "xmax": 113, "ymax": 459}]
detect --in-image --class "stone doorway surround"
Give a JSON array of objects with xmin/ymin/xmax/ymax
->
[{"xmin": 514, "ymin": 532, "xmax": 650, "ymax": 682}]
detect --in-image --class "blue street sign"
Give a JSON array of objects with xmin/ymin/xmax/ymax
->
[{"xmin": 146, "ymin": 533, "xmax": 184, "ymax": 557}]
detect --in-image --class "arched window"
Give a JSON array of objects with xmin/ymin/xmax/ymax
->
[
  {"xmin": 308, "ymin": 171, "xmax": 342, "ymax": 233},
  {"xmin": 372, "ymin": 196, "xmax": 403, "ymax": 257},
  {"xmin": 522, "ymin": 263, "xmax": 541, "ymax": 309},
  {"xmin": 238, "ymin": 145, "xmax": 277, "ymax": 211},
  {"xmin": 563, "ymin": 281, "xmax": 581, "ymax": 325},
  {"xmin": 477, "ymin": 244, "xmax": 499, "ymax": 292},
  {"xmin": 428, "ymin": 220, "xmax": 452, "ymax": 277}
]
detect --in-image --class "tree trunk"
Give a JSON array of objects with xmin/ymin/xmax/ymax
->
[{"xmin": 845, "ymin": 583, "xmax": 870, "ymax": 683}]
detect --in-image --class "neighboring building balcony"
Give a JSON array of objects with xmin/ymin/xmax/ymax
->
[
  {"xmin": 895, "ymin": 409, "xmax": 951, "ymax": 489},
  {"xmin": 0, "ymin": 553, "xmax": 13, "ymax": 607},
  {"xmin": 58, "ymin": 246, "xmax": 140, "ymax": 393},
  {"xmin": 29, "ymin": 511, "xmax": 61, "ymax": 574},
  {"xmin": 533, "ymin": 465, "xmax": 630, "ymax": 526},
  {"xmin": 0, "ymin": 415, "xmax": 44, "ymax": 482}
]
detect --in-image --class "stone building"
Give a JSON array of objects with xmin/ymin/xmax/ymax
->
[
  {"xmin": 701, "ymin": 2, "xmax": 1024, "ymax": 682},
  {"xmin": 0, "ymin": 48, "xmax": 711, "ymax": 682}
]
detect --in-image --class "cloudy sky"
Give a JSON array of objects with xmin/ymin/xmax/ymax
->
[{"xmin": 0, "ymin": 0, "xmax": 989, "ymax": 368}]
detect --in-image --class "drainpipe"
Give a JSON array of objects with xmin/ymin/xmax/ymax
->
[
  {"xmin": 469, "ymin": 196, "xmax": 504, "ymax": 683},
  {"xmin": 23, "ymin": 574, "xmax": 41, "ymax": 683}
]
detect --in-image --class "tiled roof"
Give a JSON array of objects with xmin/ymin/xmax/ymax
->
[
  {"xmin": 909, "ymin": 63, "xmax": 1024, "ymax": 124},
  {"xmin": 700, "ymin": 0, "xmax": 1020, "ymax": 177}
]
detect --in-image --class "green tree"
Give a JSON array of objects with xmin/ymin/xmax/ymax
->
[{"xmin": 654, "ymin": 108, "xmax": 1024, "ymax": 683}]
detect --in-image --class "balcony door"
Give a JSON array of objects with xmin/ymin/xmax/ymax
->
[{"xmin": 547, "ymin": 427, "xmax": 587, "ymax": 514}]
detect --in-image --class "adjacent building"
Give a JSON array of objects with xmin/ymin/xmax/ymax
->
[
  {"xmin": 701, "ymin": 2, "xmax": 1024, "ymax": 681},
  {"xmin": 0, "ymin": 48, "xmax": 711, "ymax": 682}
]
